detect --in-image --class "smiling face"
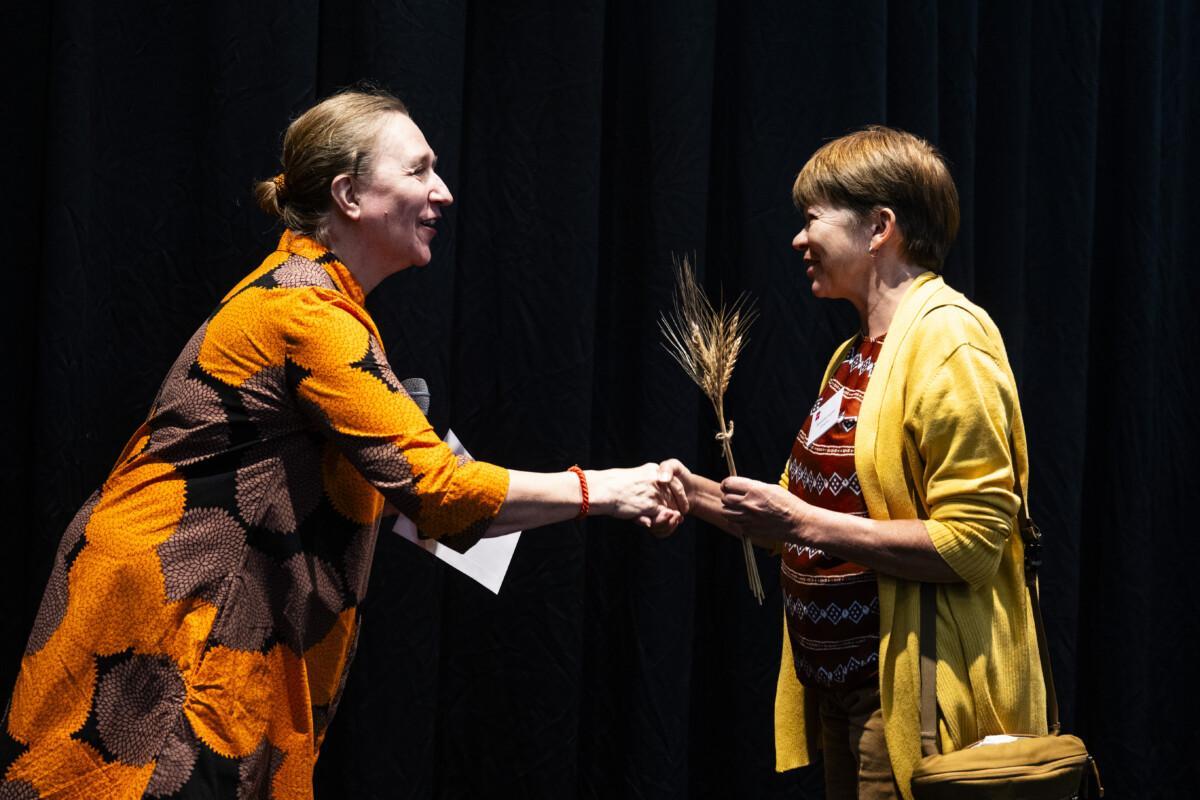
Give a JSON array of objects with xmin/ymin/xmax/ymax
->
[
  {"xmin": 791, "ymin": 204, "xmax": 874, "ymax": 301},
  {"xmin": 353, "ymin": 113, "xmax": 454, "ymax": 270}
]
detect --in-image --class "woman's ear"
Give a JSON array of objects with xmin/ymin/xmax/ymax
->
[
  {"xmin": 869, "ymin": 207, "xmax": 897, "ymax": 253},
  {"xmin": 330, "ymin": 174, "xmax": 361, "ymax": 220}
]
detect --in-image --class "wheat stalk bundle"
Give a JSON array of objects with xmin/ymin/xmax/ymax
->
[{"xmin": 659, "ymin": 255, "xmax": 764, "ymax": 604}]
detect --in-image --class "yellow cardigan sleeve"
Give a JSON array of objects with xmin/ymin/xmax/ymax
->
[{"xmin": 908, "ymin": 343, "xmax": 1021, "ymax": 590}]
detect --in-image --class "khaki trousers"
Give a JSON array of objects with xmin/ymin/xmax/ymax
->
[{"xmin": 814, "ymin": 681, "xmax": 901, "ymax": 800}]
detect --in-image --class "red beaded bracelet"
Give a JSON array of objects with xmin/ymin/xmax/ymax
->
[{"xmin": 568, "ymin": 465, "xmax": 589, "ymax": 519}]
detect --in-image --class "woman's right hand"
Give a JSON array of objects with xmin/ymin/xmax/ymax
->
[
  {"xmin": 646, "ymin": 459, "xmax": 702, "ymax": 537},
  {"xmin": 587, "ymin": 463, "xmax": 689, "ymax": 531},
  {"xmin": 651, "ymin": 459, "xmax": 746, "ymax": 540}
]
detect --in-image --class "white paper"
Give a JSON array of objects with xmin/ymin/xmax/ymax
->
[
  {"xmin": 969, "ymin": 734, "xmax": 1021, "ymax": 748},
  {"xmin": 392, "ymin": 429, "xmax": 520, "ymax": 594},
  {"xmin": 808, "ymin": 387, "xmax": 845, "ymax": 442}
]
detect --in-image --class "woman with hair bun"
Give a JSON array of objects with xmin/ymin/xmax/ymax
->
[
  {"xmin": 660, "ymin": 126, "xmax": 1044, "ymax": 799},
  {"xmin": 1, "ymin": 88, "xmax": 686, "ymax": 799}
]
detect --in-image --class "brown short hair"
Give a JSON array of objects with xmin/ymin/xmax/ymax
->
[
  {"xmin": 792, "ymin": 126, "xmax": 960, "ymax": 271},
  {"xmin": 255, "ymin": 88, "xmax": 409, "ymax": 242}
]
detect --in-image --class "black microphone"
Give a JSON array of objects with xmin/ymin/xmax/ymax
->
[{"xmin": 401, "ymin": 377, "xmax": 431, "ymax": 415}]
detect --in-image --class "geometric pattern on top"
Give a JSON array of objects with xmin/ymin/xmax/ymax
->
[
  {"xmin": 784, "ymin": 595, "xmax": 881, "ymax": 626},
  {"xmin": 845, "ymin": 348, "xmax": 877, "ymax": 378},
  {"xmin": 787, "ymin": 462, "xmax": 863, "ymax": 498},
  {"xmin": 781, "ymin": 333, "xmax": 885, "ymax": 689},
  {"xmin": 793, "ymin": 650, "xmax": 880, "ymax": 688},
  {"xmin": 1, "ymin": 231, "xmax": 509, "ymax": 799}
]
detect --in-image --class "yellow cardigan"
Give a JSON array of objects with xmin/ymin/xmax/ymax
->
[{"xmin": 773, "ymin": 272, "xmax": 1048, "ymax": 799}]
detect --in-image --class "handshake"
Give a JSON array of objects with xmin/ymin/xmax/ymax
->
[{"xmin": 586, "ymin": 458, "xmax": 807, "ymax": 544}]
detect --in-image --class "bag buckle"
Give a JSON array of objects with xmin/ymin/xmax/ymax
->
[{"xmin": 1022, "ymin": 520, "xmax": 1043, "ymax": 576}]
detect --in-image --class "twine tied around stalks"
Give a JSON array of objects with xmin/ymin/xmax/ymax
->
[{"xmin": 659, "ymin": 255, "xmax": 764, "ymax": 604}]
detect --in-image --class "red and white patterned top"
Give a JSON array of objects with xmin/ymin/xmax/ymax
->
[{"xmin": 781, "ymin": 334, "xmax": 884, "ymax": 689}]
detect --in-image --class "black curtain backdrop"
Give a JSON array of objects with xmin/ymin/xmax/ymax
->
[{"xmin": 3, "ymin": 1, "xmax": 1197, "ymax": 798}]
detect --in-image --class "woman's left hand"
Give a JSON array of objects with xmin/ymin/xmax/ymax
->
[{"xmin": 719, "ymin": 476, "xmax": 806, "ymax": 543}]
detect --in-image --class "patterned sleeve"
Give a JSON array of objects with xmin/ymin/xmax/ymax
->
[{"xmin": 279, "ymin": 288, "xmax": 509, "ymax": 550}]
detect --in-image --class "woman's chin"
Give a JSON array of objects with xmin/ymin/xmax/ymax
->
[
  {"xmin": 806, "ymin": 266, "xmax": 826, "ymax": 296},
  {"xmin": 407, "ymin": 247, "xmax": 433, "ymax": 268}
]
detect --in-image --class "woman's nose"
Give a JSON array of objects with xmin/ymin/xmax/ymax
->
[
  {"xmin": 431, "ymin": 172, "xmax": 454, "ymax": 206},
  {"xmin": 792, "ymin": 230, "xmax": 806, "ymax": 250}
]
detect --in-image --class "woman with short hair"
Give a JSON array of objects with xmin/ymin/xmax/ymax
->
[
  {"xmin": 662, "ymin": 126, "xmax": 1045, "ymax": 799},
  {"xmin": 2, "ymin": 88, "xmax": 685, "ymax": 799}
]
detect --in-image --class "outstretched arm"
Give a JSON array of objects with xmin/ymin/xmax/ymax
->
[
  {"xmin": 285, "ymin": 291, "xmax": 688, "ymax": 547},
  {"xmin": 486, "ymin": 464, "xmax": 689, "ymax": 537}
]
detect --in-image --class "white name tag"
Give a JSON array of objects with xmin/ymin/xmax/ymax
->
[{"xmin": 807, "ymin": 387, "xmax": 844, "ymax": 442}]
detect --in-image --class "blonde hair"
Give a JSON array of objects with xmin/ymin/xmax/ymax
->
[
  {"xmin": 255, "ymin": 88, "xmax": 409, "ymax": 242},
  {"xmin": 792, "ymin": 126, "xmax": 960, "ymax": 271}
]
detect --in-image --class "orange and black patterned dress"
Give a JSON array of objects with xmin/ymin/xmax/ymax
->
[{"xmin": 1, "ymin": 231, "xmax": 509, "ymax": 799}]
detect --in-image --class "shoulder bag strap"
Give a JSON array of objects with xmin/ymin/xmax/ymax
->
[
  {"xmin": 919, "ymin": 583, "xmax": 939, "ymax": 756},
  {"xmin": 1013, "ymin": 464, "xmax": 1061, "ymax": 734}
]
